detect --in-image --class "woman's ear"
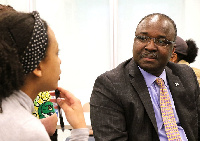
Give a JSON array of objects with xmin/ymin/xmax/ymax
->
[{"xmin": 32, "ymin": 64, "xmax": 42, "ymax": 77}]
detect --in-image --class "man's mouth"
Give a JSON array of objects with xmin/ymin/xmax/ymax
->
[{"xmin": 141, "ymin": 52, "xmax": 158, "ymax": 59}]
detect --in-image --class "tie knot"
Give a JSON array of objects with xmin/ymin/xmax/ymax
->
[{"xmin": 155, "ymin": 78, "xmax": 164, "ymax": 87}]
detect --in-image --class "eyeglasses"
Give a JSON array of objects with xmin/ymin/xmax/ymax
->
[{"xmin": 135, "ymin": 35, "xmax": 175, "ymax": 47}]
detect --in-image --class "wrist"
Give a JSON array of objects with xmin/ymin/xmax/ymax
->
[{"xmin": 73, "ymin": 121, "xmax": 87, "ymax": 129}]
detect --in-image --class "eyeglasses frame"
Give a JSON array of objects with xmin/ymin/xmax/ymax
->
[{"xmin": 135, "ymin": 35, "xmax": 175, "ymax": 47}]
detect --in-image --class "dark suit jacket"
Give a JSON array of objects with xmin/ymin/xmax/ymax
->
[{"xmin": 90, "ymin": 58, "xmax": 200, "ymax": 141}]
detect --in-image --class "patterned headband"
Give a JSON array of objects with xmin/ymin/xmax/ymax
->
[{"xmin": 21, "ymin": 11, "xmax": 48, "ymax": 74}]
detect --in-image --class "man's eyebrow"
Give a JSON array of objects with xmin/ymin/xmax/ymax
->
[
  {"xmin": 139, "ymin": 32, "xmax": 148, "ymax": 35},
  {"xmin": 140, "ymin": 33, "xmax": 167, "ymax": 39},
  {"xmin": 157, "ymin": 35, "xmax": 167, "ymax": 39},
  {"xmin": 137, "ymin": 31, "xmax": 169, "ymax": 39}
]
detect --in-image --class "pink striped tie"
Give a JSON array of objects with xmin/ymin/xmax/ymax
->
[{"xmin": 155, "ymin": 78, "xmax": 182, "ymax": 141}]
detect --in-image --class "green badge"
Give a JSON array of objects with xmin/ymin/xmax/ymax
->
[{"xmin": 38, "ymin": 101, "xmax": 55, "ymax": 119}]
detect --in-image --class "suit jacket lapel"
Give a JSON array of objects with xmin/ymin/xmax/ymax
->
[
  {"xmin": 128, "ymin": 59, "xmax": 158, "ymax": 134},
  {"xmin": 165, "ymin": 66, "xmax": 185, "ymax": 120},
  {"xmin": 165, "ymin": 66, "xmax": 194, "ymax": 140}
]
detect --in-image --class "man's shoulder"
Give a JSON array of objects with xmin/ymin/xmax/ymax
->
[
  {"xmin": 167, "ymin": 62, "xmax": 192, "ymax": 72},
  {"xmin": 167, "ymin": 62, "xmax": 195, "ymax": 78},
  {"xmin": 100, "ymin": 58, "xmax": 133, "ymax": 78}
]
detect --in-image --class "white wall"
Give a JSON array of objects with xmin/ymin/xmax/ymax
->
[
  {"xmin": 34, "ymin": 0, "xmax": 112, "ymax": 105},
  {"xmin": 0, "ymin": 0, "xmax": 30, "ymax": 12},
  {"xmin": 1, "ymin": 0, "xmax": 200, "ymax": 104}
]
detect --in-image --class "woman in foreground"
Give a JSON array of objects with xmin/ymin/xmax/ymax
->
[{"xmin": 0, "ymin": 11, "xmax": 89, "ymax": 141}]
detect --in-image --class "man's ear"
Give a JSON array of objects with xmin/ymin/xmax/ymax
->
[
  {"xmin": 170, "ymin": 52, "xmax": 178, "ymax": 63},
  {"xmin": 172, "ymin": 46, "xmax": 175, "ymax": 53},
  {"xmin": 32, "ymin": 64, "xmax": 42, "ymax": 77},
  {"xmin": 173, "ymin": 53, "xmax": 178, "ymax": 63}
]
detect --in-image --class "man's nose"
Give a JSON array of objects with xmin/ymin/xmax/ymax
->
[{"xmin": 145, "ymin": 39, "xmax": 157, "ymax": 51}]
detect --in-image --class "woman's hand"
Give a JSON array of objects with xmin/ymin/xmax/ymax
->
[
  {"xmin": 56, "ymin": 87, "xmax": 86, "ymax": 129},
  {"xmin": 40, "ymin": 113, "xmax": 58, "ymax": 136}
]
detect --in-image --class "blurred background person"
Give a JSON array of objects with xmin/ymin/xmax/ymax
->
[{"xmin": 170, "ymin": 36, "xmax": 200, "ymax": 85}]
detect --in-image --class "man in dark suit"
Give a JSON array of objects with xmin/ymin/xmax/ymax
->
[{"xmin": 90, "ymin": 13, "xmax": 200, "ymax": 141}]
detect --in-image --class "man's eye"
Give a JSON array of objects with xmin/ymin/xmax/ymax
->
[
  {"xmin": 156, "ymin": 39, "xmax": 169, "ymax": 46},
  {"xmin": 138, "ymin": 36, "xmax": 148, "ymax": 42},
  {"xmin": 157, "ymin": 39, "xmax": 165, "ymax": 43}
]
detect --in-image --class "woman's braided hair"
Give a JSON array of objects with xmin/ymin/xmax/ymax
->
[{"xmin": 0, "ymin": 11, "xmax": 48, "ymax": 113}]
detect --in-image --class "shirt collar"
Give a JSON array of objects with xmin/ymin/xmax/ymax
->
[
  {"xmin": 13, "ymin": 90, "xmax": 34, "ymax": 113},
  {"xmin": 138, "ymin": 66, "xmax": 168, "ymax": 87}
]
